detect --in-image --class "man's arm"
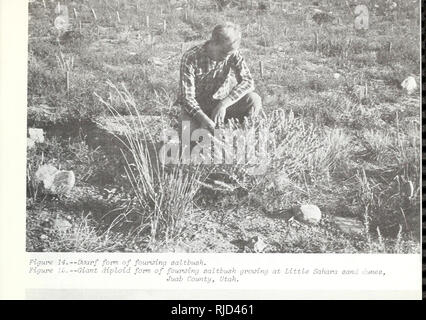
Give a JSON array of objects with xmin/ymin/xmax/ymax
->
[
  {"xmin": 180, "ymin": 53, "xmax": 215, "ymax": 131},
  {"xmin": 180, "ymin": 54, "xmax": 201, "ymax": 117},
  {"xmin": 226, "ymin": 51, "xmax": 255, "ymax": 104},
  {"xmin": 210, "ymin": 52, "xmax": 255, "ymax": 123}
]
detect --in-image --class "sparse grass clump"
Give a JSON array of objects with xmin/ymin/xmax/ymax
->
[{"xmin": 96, "ymin": 82, "xmax": 209, "ymax": 242}]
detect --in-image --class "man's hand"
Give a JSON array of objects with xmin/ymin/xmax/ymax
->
[
  {"xmin": 194, "ymin": 112, "xmax": 215, "ymax": 133},
  {"xmin": 200, "ymin": 117, "xmax": 216, "ymax": 133},
  {"xmin": 211, "ymin": 98, "xmax": 232, "ymax": 125}
]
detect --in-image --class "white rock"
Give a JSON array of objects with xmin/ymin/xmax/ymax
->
[
  {"xmin": 333, "ymin": 73, "xmax": 341, "ymax": 79},
  {"xmin": 354, "ymin": 4, "xmax": 369, "ymax": 31},
  {"xmin": 35, "ymin": 165, "xmax": 75, "ymax": 195},
  {"xmin": 54, "ymin": 15, "xmax": 70, "ymax": 31},
  {"xmin": 298, "ymin": 204, "xmax": 322, "ymax": 224},
  {"xmin": 54, "ymin": 217, "xmax": 72, "ymax": 232},
  {"xmin": 252, "ymin": 236, "xmax": 267, "ymax": 253},
  {"xmin": 50, "ymin": 170, "xmax": 75, "ymax": 195},
  {"xmin": 35, "ymin": 164, "xmax": 59, "ymax": 189},
  {"xmin": 28, "ymin": 128, "xmax": 44, "ymax": 143},
  {"xmin": 401, "ymin": 76, "xmax": 417, "ymax": 95}
]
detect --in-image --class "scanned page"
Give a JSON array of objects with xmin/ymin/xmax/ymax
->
[{"xmin": 0, "ymin": 0, "xmax": 422, "ymax": 300}]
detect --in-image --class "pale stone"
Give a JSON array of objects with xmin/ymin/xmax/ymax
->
[
  {"xmin": 252, "ymin": 236, "xmax": 267, "ymax": 253},
  {"xmin": 35, "ymin": 164, "xmax": 59, "ymax": 189},
  {"xmin": 298, "ymin": 204, "xmax": 322, "ymax": 224},
  {"xmin": 54, "ymin": 15, "xmax": 70, "ymax": 31},
  {"xmin": 50, "ymin": 170, "xmax": 75, "ymax": 195},
  {"xmin": 28, "ymin": 128, "xmax": 44, "ymax": 143},
  {"xmin": 354, "ymin": 5, "xmax": 369, "ymax": 31},
  {"xmin": 54, "ymin": 217, "xmax": 72, "ymax": 232},
  {"xmin": 401, "ymin": 76, "xmax": 417, "ymax": 95}
]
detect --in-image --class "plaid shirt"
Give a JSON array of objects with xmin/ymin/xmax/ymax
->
[{"xmin": 177, "ymin": 41, "xmax": 255, "ymax": 118}]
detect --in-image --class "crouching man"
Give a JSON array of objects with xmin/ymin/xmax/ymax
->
[{"xmin": 176, "ymin": 22, "xmax": 262, "ymax": 137}]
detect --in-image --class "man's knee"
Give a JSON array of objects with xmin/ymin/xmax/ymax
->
[
  {"xmin": 245, "ymin": 92, "xmax": 262, "ymax": 115},
  {"xmin": 245, "ymin": 92, "xmax": 262, "ymax": 105}
]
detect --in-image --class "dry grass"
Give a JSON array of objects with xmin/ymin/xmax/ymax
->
[{"xmin": 96, "ymin": 81, "xmax": 209, "ymax": 242}]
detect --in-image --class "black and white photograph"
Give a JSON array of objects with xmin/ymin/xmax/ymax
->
[{"xmin": 25, "ymin": 0, "xmax": 421, "ymax": 255}]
